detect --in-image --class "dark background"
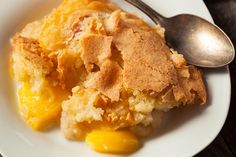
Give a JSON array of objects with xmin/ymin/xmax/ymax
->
[{"xmin": 1, "ymin": 0, "xmax": 236, "ymax": 156}]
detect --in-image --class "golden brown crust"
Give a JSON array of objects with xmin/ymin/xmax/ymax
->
[
  {"xmin": 111, "ymin": 12, "xmax": 206, "ymax": 105},
  {"xmin": 113, "ymin": 27, "xmax": 178, "ymax": 94},
  {"xmin": 57, "ymin": 50, "xmax": 86, "ymax": 89},
  {"xmin": 174, "ymin": 66, "xmax": 207, "ymax": 105},
  {"xmin": 80, "ymin": 34, "xmax": 113, "ymax": 71},
  {"xmin": 12, "ymin": 10, "xmax": 207, "ymax": 105},
  {"xmin": 91, "ymin": 60, "xmax": 122, "ymax": 101},
  {"xmin": 104, "ymin": 10, "xmax": 121, "ymax": 34},
  {"xmin": 11, "ymin": 34, "xmax": 54, "ymax": 76}
]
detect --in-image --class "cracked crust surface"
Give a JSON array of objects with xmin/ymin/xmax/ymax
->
[
  {"xmin": 80, "ymin": 34, "xmax": 113, "ymax": 71},
  {"xmin": 90, "ymin": 60, "xmax": 122, "ymax": 101},
  {"xmin": 113, "ymin": 27, "xmax": 178, "ymax": 94}
]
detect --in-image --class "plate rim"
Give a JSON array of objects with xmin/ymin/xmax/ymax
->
[{"xmin": 0, "ymin": 0, "xmax": 231, "ymax": 157}]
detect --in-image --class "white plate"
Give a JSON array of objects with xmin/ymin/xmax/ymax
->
[{"xmin": 0, "ymin": 0, "xmax": 231, "ymax": 157}]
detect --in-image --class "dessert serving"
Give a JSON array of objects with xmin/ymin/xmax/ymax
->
[{"xmin": 10, "ymin": 0, "xmax": 207, "ymax": 154}]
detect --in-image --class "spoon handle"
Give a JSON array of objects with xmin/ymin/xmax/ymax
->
[{"xmin": 124, "ymin": 0, "xmax": 165, "ymax": 25}]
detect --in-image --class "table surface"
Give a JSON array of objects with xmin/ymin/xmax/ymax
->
[{"xmin": 1, "ymin": 0, "xmax": 236, "ymax": 157}]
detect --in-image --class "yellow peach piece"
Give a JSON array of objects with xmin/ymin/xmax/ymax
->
[
  {"xmin": 18, "ymin": 83, "xmax": 69, "ymax": 130},
  {"xmin": 85, "ymin": 130, "xmax": 139, "ymax": 154}
]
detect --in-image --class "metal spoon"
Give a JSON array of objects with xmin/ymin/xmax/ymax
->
[{"xmin": 125, "ymin": 0, "xmax": 235, "ymax": 68}]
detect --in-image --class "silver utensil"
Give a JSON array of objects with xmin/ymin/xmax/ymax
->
[{"xmin": 125, "ymin": 0, "xmax": 235, "ymax": 68}]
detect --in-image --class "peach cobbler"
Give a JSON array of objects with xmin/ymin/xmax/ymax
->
[{"xmin": 10, "ymin": 0, "xmax": 207, "ymax": 154}]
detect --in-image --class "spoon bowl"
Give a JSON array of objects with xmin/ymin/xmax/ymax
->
[
  {"xmin": 162, "ymin": 14, "xmax": 235, "ymax": 67},
  {"xmin": 125, "ymin": 0, "xmax": 235, "ymax": 68}
]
